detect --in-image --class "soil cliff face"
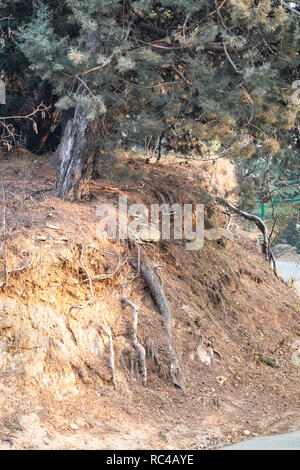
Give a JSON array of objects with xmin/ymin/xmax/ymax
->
[{"xmin": 0, "ymin": 154, "xmax": 299, "ymax": 449}]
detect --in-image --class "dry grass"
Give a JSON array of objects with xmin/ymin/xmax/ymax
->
[{"xmin": 0, "ymin": 149, "xmax": 40, "ymax": 178}]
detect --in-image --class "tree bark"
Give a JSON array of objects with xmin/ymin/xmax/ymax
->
[
  {"xmin": 55, "ymin": 102, "xmax": 99, "ymax": 201},
  {"xmin": 55, "ymin": 31, "xmax": 100, "ymax": 201}
]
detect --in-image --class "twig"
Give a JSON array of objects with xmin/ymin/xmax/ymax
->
[
  {"xmin": 279, "ymin": 0, "xmax": 300, "ymax": 16},
  {"xmin": 173, "ymin": 66, "xmax": 192, "ymax": 86},
  {"xmin": 0, "ymin": 103, "xmax": 49, "ymax": 120},
  {"xmin": 215, "ymin": 0, "xmax": 230, "ymax": 31},
  {"xmin": 210, "ymin": 0, "xmax": 228, "ymax": 16},
  {"xmin": 222, "ymin": 39, "xmax": 242, "ymax": 74},
  {"xmin": 121, "ymin": 299, "xmax": 147, "ymax": 385},
  {"xmin": 78, "ymin": 53, "xmax": 114, "ymax": 76}
]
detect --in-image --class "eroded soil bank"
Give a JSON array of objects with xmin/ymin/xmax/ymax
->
[{"xmin": 0, "ymin": 154, "xmax": 299, "ymax": 449}]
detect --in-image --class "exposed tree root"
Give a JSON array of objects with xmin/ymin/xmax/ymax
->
[
  {"xmin": 216, "ymin": 197, "xmax": 279, "ymax": 277},
  {"xmin": 132, "ymin": 260, "xmax": 181, "ymax": 388},
  {"xmin": 145, "ymin": 338, "xmax": 161, "ymax": 372},
  {"xmin": 1, "ymin": 185, "xmax": 7, "ymax": 288},
  {"xmin": 96, "ymin": 325, "xmax": 116, "ymax": 389},
  {"xmin": 216, "ymin": 197, "xmax": 270, "ymax": 259},
  {"xmin": 81, "ymin": 245, "xmax": 129, "ymax": 283},
  {"xmin": 121, "ymin": 298, "xmax": 147, "ymax": 385},
  {"xmin": 133, "ymin": 261, "xmax": 172, "ymax": 337},
  {"xmin": 67, "ymin": 244, "xmax": 96, "ymax": 344}
]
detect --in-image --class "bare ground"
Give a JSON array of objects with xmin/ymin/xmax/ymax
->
[{"xmin": 0, "ymin": 152, "xmax": 299, "ymax": 450}]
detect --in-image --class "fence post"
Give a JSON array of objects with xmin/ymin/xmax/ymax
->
[{"xmin": 261, "ymin": 202, "xmax": 264, "ymax": 221}]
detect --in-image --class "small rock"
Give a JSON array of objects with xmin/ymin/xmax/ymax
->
[
  {"xmin": 243, "ymin": 430, "xmax": 251, "ymax": 436},
  {"xmin": 36, "ymin": 236, "xmax": 47, "ymax": 241},
  {"xmin": 216, "ymin": 375, "xmax": 228, "ymax": 386},
  {"xmin": 69, "ymin": 423, "xmax": 79, "ymax": 431}
]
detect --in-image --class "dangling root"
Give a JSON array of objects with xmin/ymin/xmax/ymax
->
[
  {"xmin": 168, "ymin": 344, "xmax": 181, "ymax": 388},
  {"xmin": 145, "ymin": 338, "xmax": 161, "ymax": 371},
  {"xmin": 131, "ymin": 260, "xmax": 181, "ymax": 387},
  {"xmin": 132, "ymin": 261, "xmax": 172, "ymax": 337},
  {"xmin": 96, "ymin": 325, "xmax": 116, "ymax": 389},
  {"xmin": 121, "ymin": 298, "xmax": 147, "ymax": 385}
]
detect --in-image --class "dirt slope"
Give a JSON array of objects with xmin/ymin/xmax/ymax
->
[{"xmin": 0, "ymin": 153, "xmax": 299, "ymax": 450}]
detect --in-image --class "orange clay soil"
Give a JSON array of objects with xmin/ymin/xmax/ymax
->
[{"xmin": 0, "ymin": 152, "xmax": 299, "ymax": 450}]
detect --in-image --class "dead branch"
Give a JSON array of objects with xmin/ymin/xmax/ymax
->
[
  {"xmin": 0, "ymin": 103, "xmax": 50, "ymax": 121},
  {"xmin": 96, "ymin": 325, "xmax": 116, "ymax": 389},
  {"xmin": 279, "ymin": 0, "xmax": 300, "ymax": 16},
  {"xmin": 121, "ymin": 298, "xmax": 147, "ymax": 385},
  {"xmin": 215, "ymin": 0, "xmax": 230, "ymax": 31},
  {"xmin": 0, "ymin": 103, "xmax": 50, "ymax": 149}
]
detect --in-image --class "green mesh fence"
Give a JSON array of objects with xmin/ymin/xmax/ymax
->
[{"xmin": 242, "ymin": 198, "xmax": 300, "ymax": 253}]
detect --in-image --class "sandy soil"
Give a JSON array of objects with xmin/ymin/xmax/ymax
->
[{"xmin": 0, "ymin": 152, "xmax": 299, "ymax": 450}]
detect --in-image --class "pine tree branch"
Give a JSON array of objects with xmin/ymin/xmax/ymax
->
[
  {"xmin": 210, "ymin": 0, "xmax": 228, "ymax": 17},
  {"xmin": 137, "ymin": 21, "xmax": 168, "ymax": 39},
  {"xmin": 78, "ymin": 54, "xmax": 114, "ymax": 76},
  {"xmin": 279, "ymin": 0, "xmax": 300, "ymax": 16},
  {"xmin": 222, "ymin": 39, "xmax": 242, "ymax": 74},
  {"xmin": 214, "ymin": 0, "xmax": 230, "ymax": 31}
]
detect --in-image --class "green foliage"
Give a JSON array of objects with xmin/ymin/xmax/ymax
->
[
  {"xmin": 0, "ymin": 0, "xmax": 299, "ymax": 203},
  {"xmin": 17, "ymin": 4, "xmax": 70, "ymax": 81}
]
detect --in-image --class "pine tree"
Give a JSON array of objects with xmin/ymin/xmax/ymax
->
[{"xmin": 0, "ymin": 0, "xmax": 299, "ymax": 201}]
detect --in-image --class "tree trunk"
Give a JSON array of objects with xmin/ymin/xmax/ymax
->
[
  {"xmin": 55, "ymin": 102, "xmax": 99, "ymax": 201},
  {"xmin": 56, "ymin": 31, "xmax": 100, "ymax": 201}
]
